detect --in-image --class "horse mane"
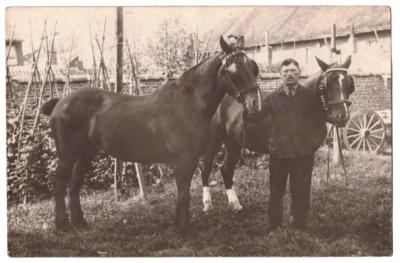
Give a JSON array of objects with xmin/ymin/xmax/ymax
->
[
  {"xmin": 300, "ymin": 62, "xmax": 337, "ymax": 90},
  {"xmin": 300, "ymin": 71, "xmax": 322, "ymax": 90},
  {"xmin": 178, "ymin": 53, "xmax": 220, "ymax": 82}
]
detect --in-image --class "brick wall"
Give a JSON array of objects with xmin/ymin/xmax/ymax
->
[
  {"xmin": 257, "ymin": 74, "xmax": 392, "ymax": 113},
  {"xmin": 350, "ymin": 74, "xmax": 392, "ymax": 112},
  {"xmin": 8, "ymin": 74, "xmax": 392, "ymax": 118},
  {"xmin": 140, "ymin": 78, "xmax": 165, "ymax": 95}
]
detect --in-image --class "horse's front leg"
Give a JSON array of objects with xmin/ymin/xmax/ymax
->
[
  {"xmin": 173, "ymin": 155, "xmax": 198, "ymax": 233},
  {"xmin": 221, "ymin": 139, "xmax": 243, "ymax": 211},
  {"xmin": 198, "ymin": 141, "xmax": 221, "ymax": 212}
]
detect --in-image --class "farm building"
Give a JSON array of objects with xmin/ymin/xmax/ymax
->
[
  {"xmin": 208, "ymin": 6, "xmax": 391, "ymax": 112},
  {"xmin": 210, "ymin": 6, "xmax": 391, "ymax": 75}
]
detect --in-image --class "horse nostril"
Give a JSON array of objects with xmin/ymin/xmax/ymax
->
[{"xmin": 252, "ymin": 99, "xmax": 258, "ymax": 107}]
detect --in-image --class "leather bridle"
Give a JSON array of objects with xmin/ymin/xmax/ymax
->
[
  {"xmin": 318, "ymin": 67, "xmax": 352, "ymax": 112},
  {"xmin": 218, "ymin": 50, "xmax": 262, "ymax": 111}
]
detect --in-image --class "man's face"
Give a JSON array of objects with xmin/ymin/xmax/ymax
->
[{"xmin": 280, "ymin": 63, "xmax": 300, "ymax": 86}]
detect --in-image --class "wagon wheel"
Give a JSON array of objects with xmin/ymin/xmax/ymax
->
[{"xmin": 343, "ymin": 111, "xmax": 386, "ymax": 153}]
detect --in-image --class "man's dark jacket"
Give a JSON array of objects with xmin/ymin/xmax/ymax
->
[{"xmin": 262, "ymin": 84, "xmax": 327, "ymax": 158}]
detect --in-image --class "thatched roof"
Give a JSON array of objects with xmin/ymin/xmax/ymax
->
[{"xmin": 211, "ymin": 6, "xmax": 390, "ymax": 49}]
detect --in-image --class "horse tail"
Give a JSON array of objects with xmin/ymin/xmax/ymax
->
[{"xmin": 41, "ymin": 98, "xmax": 60, "ymax": 116}]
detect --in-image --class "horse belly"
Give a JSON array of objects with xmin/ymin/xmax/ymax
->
[{"xmin": 93, "ymin": 115, "xmax": 171, "ymax": 163}]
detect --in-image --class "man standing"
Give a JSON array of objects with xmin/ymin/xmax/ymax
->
[{"xmin": 263, "ymin": 58, "xmax": 321, "ymax": 232}]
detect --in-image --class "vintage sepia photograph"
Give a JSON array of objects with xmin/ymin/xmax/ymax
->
[{"xmin": 5, "ymin": 4, "xmax": 392, "ymax": 257}]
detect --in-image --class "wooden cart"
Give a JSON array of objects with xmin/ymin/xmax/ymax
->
[{"xmin": 342, "ymin": 109, "xmax": 391, "ymax": 153}]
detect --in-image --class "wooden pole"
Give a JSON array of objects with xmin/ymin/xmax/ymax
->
[
  {"xmin": 32, "ymin": 21, "xmax": 57, "ymax": 135},
  {"xmin": 164, "ymin": 21, "xmax": 169, "ymax": 77},
  {"xmin": 265, "ymin": 31, "xmax": 271, "ymax": 66},
  {"xmin": 95, "ymin": 36, "xmax": 110, "ymax": 91},
  {"xmin": 113, "ymin": 6, "xmax": 124, "ymax": 201},
  {"xmin": 96, "ymin": 17, "xmax": 107, "ymax": 89},
  {"xmin": 192, "ymin": 33, "xmax": 198, "ymax": 66},
  {"xmin": 126, "ymin": 40, "xmax": 147, "ymax": 200},
  {"xmin": 126, "ymin": 40, "xmax": 141, "ymax": 95},
  {"xmin": 16, "ymin": 34, "xmax": 44, "ymax": 154},
  {"xmin": 330, "ymin": 23, "xmax": 340, "ymax": 165},
  {"xmin": 116, "ymin": 7, "xmax": 123, "ymax": 93},
  {"xmin": 331, "ymin": 24, "xmax": 336, "ymax": 52},
  {"xmin": 88, "ymin": 21, "xmax": 98, "ymax": 88},
  {"xmin": 135, "ymin": 163, "xmax": 147, "ymax": 199},
  {"xmin": 252, "ymin": 25, "xmax": 255, "ymax": 60},
  {"xmin": 350, "ymin": 24, "xmax": 357, "ymax": 54},
  {"xmin": 6, "ymin": 25, "xmax": 17, "ymax": 105}
]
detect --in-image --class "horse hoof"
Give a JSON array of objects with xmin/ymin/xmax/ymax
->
[
  {"xmin": 55, "ymin": 221, "xmax": 73, "ymax": 233},
  {"xmin": 202, "ymin": 203, "xmax": 213, "ymax": 213},
  {"xmin": 72, "ymin": 218, "xmax": 89, "ymax": 230},
  {"xmin": 228, "ymin": 202, "xmax": 243, "ymax": 212}
]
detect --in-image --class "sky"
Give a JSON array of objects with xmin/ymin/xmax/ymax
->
[{"xmin": 5, "ymin": 6, "xmax": 247, "ymax": 68}]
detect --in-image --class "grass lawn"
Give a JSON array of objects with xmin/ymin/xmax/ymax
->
[{"xmin": 7, "ymin": 148, "xmax": 392, "ymax": 256}]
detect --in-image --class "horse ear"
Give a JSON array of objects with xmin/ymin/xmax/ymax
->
[
  {"xmin": 347, "ymin": 76, "xmax": 355, "ymax": 95},
  {"xmin": 237, "ymin": 36, "xmax": 245, "ymax": 49},
  {"xmin": 342, "ymin": 55, "xmax": 352, "ymax": 69},
  {"xmin": 315, "ymin": 56, "xmax": 330, "ymax": 71},
  {"xmin": 220, "ymin": 35, "xmax": 234, "ymax": 53},
  {"xmin": 251, "ymin": 60, "xmax": 259, "ymax": 76}
]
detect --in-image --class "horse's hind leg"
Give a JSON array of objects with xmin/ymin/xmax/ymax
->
[
  {"xmin": 69, "ymin": 156, "xmax": 92, "ymax": 229},
  {"xmin": 54, "ymin": 159, "xmax": 74, "ymax": 231},
  {"xmin": 199, "ymin": 141, "xmax": 221, "ymax": 212},
  {"xmin": 221, "ymin": 139, "xmax": 242, "ymax": 211}
]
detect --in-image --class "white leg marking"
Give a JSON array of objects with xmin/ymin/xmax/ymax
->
[
  {"xmin": 226, "ymin": 187, "xmax": 243, "ymax": 211},
  {"xmin": 202, "ymin": 187, "xmax": 213, "ymax": 212},
  {"xmin": 339, "ymin": 74, "xmax": 345, "ymax": 101}
]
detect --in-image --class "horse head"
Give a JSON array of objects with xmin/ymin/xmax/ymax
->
[
  {"xmin": 315, "ymin": 56, "xmax": 355, "ymax": 127},
  {"xmin": 218, "ymin": 36, "xmax": 261, "ymax": 117}
]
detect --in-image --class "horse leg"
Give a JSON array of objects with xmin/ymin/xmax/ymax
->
[
  {"xmin": 199, "ymin": 141, "xmax": 221, "ymax": 212},
  {"xmin": 173, "ymin": 155, "xmax": 197, "ymax": 233},
  {"xmin": 69, "ymin": 156, "xmax": 92, "ymax": 229},
  {"xmin": 221, "ymin": 139, "xmax": 242, "ymax": 211},
  {"xmin": 54, "ymin": 159, "xmax": 74, "ymax": 231}
]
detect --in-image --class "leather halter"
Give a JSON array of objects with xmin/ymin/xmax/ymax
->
[
  {"xmin": 318, "ymin": 67, "xmax": 351, "ymax": 112},
  {"xmin": 218, "ymin": 50, "xmax": 261, "ymax": 110}
]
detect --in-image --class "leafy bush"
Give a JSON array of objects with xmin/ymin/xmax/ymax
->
[{"xmin": 6, "ymin": 112, "xmax": 170, "ymax": 205}]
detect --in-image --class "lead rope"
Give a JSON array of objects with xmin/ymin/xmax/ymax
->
[
  {"xmin": 335, "ymin": 125, "xmax": 348, "ymax": 185},
  {"xmin": 326, "ymin": 125, "xmax": 348, "ymax": 185},
  {"xmin": 326, "ymin": 125, "xmax": 335, "ymax": 184}
]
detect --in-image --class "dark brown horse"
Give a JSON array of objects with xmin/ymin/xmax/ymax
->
[
  {"xmin": 40, "ymin": 36, "xmax": 261, "ymax": 233},
  {"xmin": 199, "ymin": 56, "xmax": 355, "ymax": 212}
]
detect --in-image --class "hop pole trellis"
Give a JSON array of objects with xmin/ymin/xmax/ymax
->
[
  {"xmin": 59, "ymin": 33, "xmax": 75, "ymax": 96},
  {"xmin": 88, "ymin": 21, "xmax": 98, "ymax": 88},
  {"xmin": 16, "ymin": 26, "xmax": 45, "ymax": 156},
  {"xmin": 11, "ymin": 21, "xmax": 60, "ymax": 204},
  {"xmin": 32, "ymin": 21, "xmax": 58, "ymax": 135},
  {"xmin": 6, "ymin": 25, "xmax": 17, "ymax": 107}
]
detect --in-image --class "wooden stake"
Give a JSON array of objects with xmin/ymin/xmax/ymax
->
[
  {"xmin": 32, "ymin": 21, "xmax": 58, "ymax": 135},
  {"xmin": 113, "ymin": 7, "xmax": 124, "ymax": 202},
  {"xmin": 88, "ymin": 21, "xmax": 98, "ymax": 88},
  {"xmin": 134, "ymin": 163, "xmax": 147, "ymax": 199},
  {"xmin": 332, "ymin": 127, "xmax": 340, "ymax": 165}
]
